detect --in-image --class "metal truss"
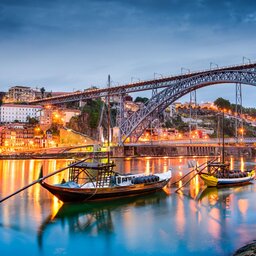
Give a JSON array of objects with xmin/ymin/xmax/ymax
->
[
  {"xmin": 235, "ymin": 83, "xmax": 243, "ymax": 141},
  {"xmin": 189, "ymin": 90, "xmax": 197, "ymax": 136},
  {"xmin": 28, "ymin": 62, "xmax": 256, "ymax": 144},
  {"xmin": 120, "ymin": 70, "xmax": 256, "ymax": 142},
  {"xmin": 31, "ymin": 63, "xmax": 256, "ymax": 106}
]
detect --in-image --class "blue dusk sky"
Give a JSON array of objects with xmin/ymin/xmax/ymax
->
[{"xmin": 0, "ymin": 0, "xmax": 256, "ymax": 106}]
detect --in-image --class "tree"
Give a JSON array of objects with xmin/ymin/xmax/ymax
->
[
  {"xmin": 82, "ymin": 99, "xmax": 103, "ymax": 128},
  {"xmin": 134, "ymin": 97, "xmax": 149, "ymax": 104},
  {"xmin": 214, "ymin": 97, "xmax": 231, "ymax": 110},
  {"xmin": 27, "ymin": 116, "xmax": 39, "ymax": 124},
  {"xmin": 40, "ymin": 87, "xmax": 46, "ymax": 99}
]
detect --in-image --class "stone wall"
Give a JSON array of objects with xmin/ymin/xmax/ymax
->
[{"xmin": 112, "ymin": 145, "xmax": 255, "ymax": 157}]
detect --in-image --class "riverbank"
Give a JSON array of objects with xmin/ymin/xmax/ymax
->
[
  {"xmin": 0, "ymin": 152, "xmax": 107, "ymax": 160},
  {"xmin": 0, "ymin": 144, "xmax": 254, "ymax": 159}
]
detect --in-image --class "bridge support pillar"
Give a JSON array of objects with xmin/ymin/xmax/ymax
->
[
  {"xmin": 117, "ymin": 94, "xmax": 125, "ymax": 145},
  {"xmin": 235, "ymin": 83, "xmax": 243, "ymax": 142},
  {"xmin": 79, "ymin": 100, "xmax": 85, "ymax": 108}
]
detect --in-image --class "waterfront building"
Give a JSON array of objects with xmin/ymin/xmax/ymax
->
[
  {"xmin": 0, "ymin": 123, "xmax": 35, "ymax": 148},
  {"xmin": 0, "ymin": 104, "xmax": 42, "ymax": 123},
  {"xmin": 61, "ymin": 109, "xmax": 81, "ymax": 124},
  {"xmin": 5, "ymin": 86, "xmax": 36, "ymax": 102}
]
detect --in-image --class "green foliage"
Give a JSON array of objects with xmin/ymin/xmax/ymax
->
[
  {"xmin": 217, "ymin": 97, "xmax": 256, "ymax": 118},
  {"xmin": 40, "ymin": 87, "xmax": 45, "ymax": 99},
  {"xmin": 27, "ymin": 116, "xmax": 39, "ymax": 124},
  {"xmin": 49, "ymin": 123, "xmax": 60, "ymax": 136},
  {"xmin": 214, "ymin": 97, "xmax": 231, "ymax": 110},
  {"xmin": 82, "ymin": 99, "xmax": 103, "ymax": 128},
  {"xmin": 134, "ymin": 97, "xmax": 149, "ymax": 104},
  {"xmin": 164, "ymin": 116, "xmax": 189, "ymax": 132}
]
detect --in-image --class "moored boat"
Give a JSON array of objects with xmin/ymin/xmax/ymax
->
[
  {"xmin": 198, "ymin": 110, "xmax": 255, "ymax": 188},
  {"xmin": 199, "ymin": 162, "xmax": 255, "ymax": 187},
  {"xmin": 40, "ymin": 161, "xmax": 172, "ymax": 203}
]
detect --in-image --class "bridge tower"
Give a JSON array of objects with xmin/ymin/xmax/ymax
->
[
  {"xmin": 189, "ymin": 90, "xmax": 198, "ymax": 138},
  {"xmin": 150, "ymin": 74, "xmax": 161, "ymax": 140},
  {"xmin": 235, "ymin": 83, "xmax": 243, "ymax": 142},
  {"xmin": 116, "ymin": 93, "xmax": 125, "ymax": 145}
]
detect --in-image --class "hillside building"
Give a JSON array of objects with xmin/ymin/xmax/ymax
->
[{"xmin": 0, "ymin": 104, "xmax": 42, "ymax": 123}]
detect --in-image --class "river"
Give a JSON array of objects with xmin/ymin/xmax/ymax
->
[{"xmin": 0, "ymin": 156, "xmax": 256, "ymax": 255}]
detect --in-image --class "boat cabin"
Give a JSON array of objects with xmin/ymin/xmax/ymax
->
[{"xmin": 65, "ymin": 161, "xmax": 161, "ymax": 188}]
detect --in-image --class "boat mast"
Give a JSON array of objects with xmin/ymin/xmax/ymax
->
[
  {"xmin": 107, "ymin": 75, "xmax": 111, "ymax": 164},
  {"xmin": 222, "ymin": 110, "xmax": 225, "ymax": 164}
]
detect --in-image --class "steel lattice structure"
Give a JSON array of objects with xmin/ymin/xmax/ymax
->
[
  {"xmin": 120, "ymin": 70, "xmax": 256, "ymax": 143},
  {"xmin": 30, "ymin": 63, "xmax": 256, "ymax": 105},
  {"xmin": 29, "ymin": 63, "xmax": 256, "ymax": 144}
]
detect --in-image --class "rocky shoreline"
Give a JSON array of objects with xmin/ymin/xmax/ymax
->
[{"xmin": 234, "ymin": 241, "xmax": 256, "ymax": 256}]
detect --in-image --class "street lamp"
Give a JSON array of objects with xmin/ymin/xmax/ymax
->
[
  {"xmin": 181, "ymin": 67, "xmax": 190, "ymax": 75},
  {"xmin": 243, "ymin": 56, "xmax": 251, "ymax": 64},
  {"xmin": 154, "ymin": 72, "xmax": 163, "ymax": 79},
  {"xmin": 210, "ymin": 62, "xmax": 219, "ymax": 69},
  {"xmin": 131, "ymin": 77, "xmax": 140, "ymax": 83},
  {"xmin": 240, "ymin": 127, "xmax": 244, "ymax": 141}
]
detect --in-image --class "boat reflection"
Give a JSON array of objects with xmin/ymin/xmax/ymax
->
[
  {"xmin": 196, "ymin": 184, "xmax": 254, "ymax": 221},
  {"xmin": 196, "ymin": 184, "xmax": 253, "ymax": 204},
  {"xmin": 38, "ymin": 191, "xmax": 168, "ymax": 249}
]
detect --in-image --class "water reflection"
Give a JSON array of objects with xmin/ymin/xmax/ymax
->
[
  {"xmin": 0, "ymin": 157, "xmax": 256, "ymax": 255},
  {"xmin": 38, "ymin": 192, "xmax": 168, "ymax": 249}
]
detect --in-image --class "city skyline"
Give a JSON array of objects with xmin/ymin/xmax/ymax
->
[{"xmin": 0, "ymin": 0, "xmax": 256, "ymax": 106}]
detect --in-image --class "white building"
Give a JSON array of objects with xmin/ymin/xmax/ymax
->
[{"xmin": 0, "ymin": 104, "xmax": 42, "ymax": 123}]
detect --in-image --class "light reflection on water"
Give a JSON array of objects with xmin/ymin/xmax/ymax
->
[{"xmin": 0, "ymin": 157, "xmax": 256, "ymax": 255}]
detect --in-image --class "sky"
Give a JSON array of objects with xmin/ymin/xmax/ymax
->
[{"xmin": 0, "ymin": 0, "xmax": 256, "ymax": 106}]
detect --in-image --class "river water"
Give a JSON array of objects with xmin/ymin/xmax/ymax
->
[{"xmin": 0, "ymin": 156, "xmax": 256, "ymax": 256}]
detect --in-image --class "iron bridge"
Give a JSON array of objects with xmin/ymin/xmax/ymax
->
[{"xmin": 30, "ymin": 63, "xmax": 256, "ymax": 144}]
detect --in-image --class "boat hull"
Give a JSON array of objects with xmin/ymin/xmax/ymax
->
[
  {"xmin": 40, "ymin": 179, "xmax": 170, "ymax": 203},
  {"xmin": 200, "ymin": 170, "xmax": 255, "ymax": 187}
]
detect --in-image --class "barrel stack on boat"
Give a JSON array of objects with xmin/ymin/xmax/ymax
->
[
  {"xmin": 198, "ymin": 110, "xmax": 255, "ymax": 188},
  {"xmin": 40, "ymin": 161, "xmax": 172, "ymax": 203},
  {"xmin": 199, "ymin": 161, "xmax": 255, "ymax": 187}
]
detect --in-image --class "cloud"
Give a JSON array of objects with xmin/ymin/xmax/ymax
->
[{"xmin": 0, "ymin": 0, "xmax": 255, "ymax": 106}]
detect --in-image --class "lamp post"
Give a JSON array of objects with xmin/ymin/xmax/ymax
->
[
  {"xmin": 243, "ymin": 56, "xmax": 251, "ymax": 64},
  {"xmin": 131, "ymin": 77, "xmax": 140, "ymax": 83},
  {"xmin": 210, "ymin": 62, "xmax": 219, "ymax": 69},
  {"xmin": 222, "ymin": 109, "xmax": 225, "ymax": 164},
  {"xmin": 154, "ymin": 72, "xmax": 163, "ymax": 79},
  {"xmin": 181, "ymin": 67, "xmax": 190, "ymax": 75},
  {"xmin": 240, "ymin": 127, "xmax": 244, "ymax": 142}
]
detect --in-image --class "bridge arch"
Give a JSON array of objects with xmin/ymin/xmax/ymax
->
[{"xmin": 120, "ymin": 70, "xmax": 256, "ymax": 143}]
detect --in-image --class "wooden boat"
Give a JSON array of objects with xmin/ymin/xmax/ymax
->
[
  {"xmin": 199, "ymin": 162, "xmax": 255, "ymax": 187},
  {"xmin": 40, "ymin": 161, "xmax": 172, "ymax": 203},
  {"xmin": 198, "ymin": 111, "xmax": 255, "ymax": 187}
]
